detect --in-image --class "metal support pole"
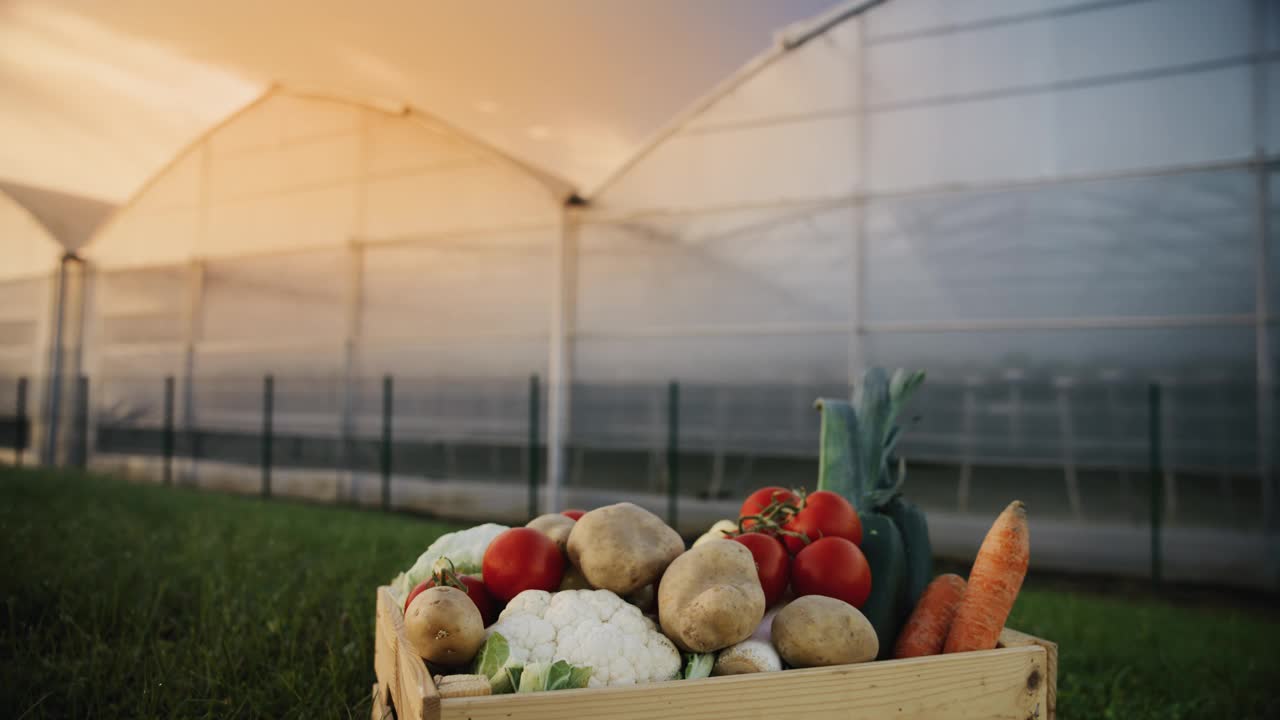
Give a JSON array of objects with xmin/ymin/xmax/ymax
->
[
  {"xmin": 528, "ymin": 374, "xmax": 541, "ymax": 521},
  {"xmin": 74, "ymin": 376, "xmax": 88, "ymax": 469},
  {"xmin": 162, "ymin": 376, "xmax": 175, "ymax": 486},
  {"xmin": 1149, "ymin": 383, "xmax": 1163, "ymax": 585},
  {"xmin": 15, "ymin": 377, "xmax": 27, "ymax": 467},
  {"xmin": 381, "ymin": 375, "xmax": 393, "ymax": 511},
  {"xmin": 262, "ymin": 375, "xmax": 274, "ymax": 498},
  {"xmin": 667, "ymin": 381, "xmax": 680, "ymax": 530}
]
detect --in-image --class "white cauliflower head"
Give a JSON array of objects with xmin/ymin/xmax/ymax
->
[
  {"xmin": 389, "ymin": 523, "xmax": 509, "ymax": 601},
  {"xmin": 487, "ymin": 589, "xmax": 681, "ymax": 688}
]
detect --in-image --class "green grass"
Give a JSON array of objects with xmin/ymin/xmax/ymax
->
[
  {"xmin": 2, "ymin": 467, "xmax": 1278, "ymax": 719},
  {"xmin": 0, "ymin": 467, "xmax": 464, "ymax": 719}
]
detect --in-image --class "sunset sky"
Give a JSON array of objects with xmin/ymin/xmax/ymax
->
[{"xmin": 0, "ymin": 0, "xmax": 839, "ymax": 205}]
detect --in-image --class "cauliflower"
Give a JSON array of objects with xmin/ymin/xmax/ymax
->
[
  {"xmin": 389, "ymin": 523, "xmax": 509, "ymax": 601},
  {"xmin": 487, "ymin": 589, "xmax": 681, "ymax": 688}
]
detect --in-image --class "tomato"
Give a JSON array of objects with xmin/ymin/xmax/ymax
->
[
  {"xmin": 482, "ymin": 527, "xmax": 565, "ymax": 601},
  {"xmin": 791, "ymin": 536, "xmax": 872, "ymax": 608},
  {"xmin": 740, "ymin": 486, "xmax": 798, "ymax": 519},
  {"xmin": 561, "ymin": 509, "xmax": 586, "ymax": 521},
  {"xmin": 782, "ymin": 490, "xmax": 862, "ymax": 554},
  {"xmin": 732, "ymin": 533, "xmax": 790, "ymax": 607},
  {"xmin": 404, "ymin": 574, "xmax": 500, "ymax": 626}
]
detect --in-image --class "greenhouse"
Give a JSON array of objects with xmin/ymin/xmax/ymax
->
[{"xmin": 1, "ymin": 0, "xmax": 1276, "ymax": 588}]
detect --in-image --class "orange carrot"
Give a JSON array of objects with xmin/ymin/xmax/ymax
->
[
  {"xmin": 944, "ymin": 500, "xmax": 1030, "ymax": 653},
  {"xmin": 893, "ymin": 573, "xmax": 967, "ymax": 658}
]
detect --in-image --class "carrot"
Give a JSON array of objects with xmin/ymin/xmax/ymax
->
[
  {"xmin": 944, "ymin": 500, "xmax": 1030, "ymax": 654},
  {"xmin": 892, "ymin": 573, "xmax": 967, "ymax": 658}
]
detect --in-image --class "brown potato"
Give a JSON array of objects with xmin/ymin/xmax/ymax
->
[
  {"xmin": 404, "ymin": 586, "xmax": 484, "ymax": 666},
  {"xmin": 566, "ymin": 502, "xmax": 684, "ymax": 596},
  {"xmin": 772, "ymin": 595, "xmax": 878, "ymax": 667},
  {"xmin": 526, "ymin": 513, "xmax": 575, "ymax": 553},
  {"xmin": 657, "ymin": 540, "xmax": 765, "ymax": 653}
]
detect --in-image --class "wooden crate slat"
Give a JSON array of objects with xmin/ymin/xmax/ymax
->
[{"xmin": 998, "ymin": 627, "xmax": 1058, "ymax": 720}]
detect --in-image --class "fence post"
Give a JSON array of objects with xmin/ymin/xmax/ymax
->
[
  {"xmin": 528, "ymin": 374, "xmax": 541, "ymax": 521},
  {"xmin": 1148, "ymin": 382, "xmax": 1163, "ymax": 585},
  {"xmin": 15, "ymin": 377, "xmax": 27, "ymax": 467},
  {"xmin": 163, "ymin": 376, "xmax": 175, "ymax": 486},
  {"xmin": 74, "ymin": 376, "xmax": 88, "ymax": 469},
  {"xmin": 667, "ymin": 381, "xmax": 680, "ymax": 530},
  {"xmin": 262, "ymin": 375, "xmax": 274, "ymax": 498},
  {"xmin": 381, "ymin": 375, "xmax": 393, "ymax": 511}
]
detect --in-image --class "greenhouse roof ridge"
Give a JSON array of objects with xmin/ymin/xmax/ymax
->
[
  {"xmin": 85, "ymin": 85, "xmax": 577, "ymax": 254},
  {"xmin": 584, "ymin": 0, "xmax": 884, "ymax": 201}
]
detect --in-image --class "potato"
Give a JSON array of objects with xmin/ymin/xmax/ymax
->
[
  {"xmin": 404, "ymin": 586, "xmax": 485, "ymax": 665},
  {"xmin": 772, "ymin": 595, "xmax": 878, "ymax": 667},
  {"xmin": 526, "ymin": 513, "xmax": 575, "ymax": 553},
  {"xmin": 657, "ymin": 539, "xmax": 765, "ymax": 652},
  {"xmin": 566, "ymin": 502, "xmax": 684, "ymax": 596},
  {"xmin": 557, "ymin": 564, "xmax": 593, "ymax": 591}
]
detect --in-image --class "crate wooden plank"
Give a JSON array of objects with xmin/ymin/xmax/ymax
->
[
  {"xmin": 998, "ymin": 627, "xmax": 1058, "ymax": 720},
  {"xmin": 376, "ymin": 586, "xmax": 441, "ymax": 720},
  {"xmin": 372, "ymin": 683, "xmax": 392, "ymax": 720},
  {"xmin": 441, "ymin": 646, "xmax": 1046, "ymax": 720}
]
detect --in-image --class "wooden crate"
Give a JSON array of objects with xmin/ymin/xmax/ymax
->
[{"xmin": 373, "ymin": 586, "xmax": 1057, "ymax": 720}]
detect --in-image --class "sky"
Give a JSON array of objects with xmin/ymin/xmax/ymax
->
[{"xmin": 0, "ymin": 0, "xmax": 840, "ymax": 205}]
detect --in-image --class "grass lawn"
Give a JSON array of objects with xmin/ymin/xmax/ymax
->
[{"xmin": 2, "ymin": 467, "xmax": 1278, "ymax": 719}]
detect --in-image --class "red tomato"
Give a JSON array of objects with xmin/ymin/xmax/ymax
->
[
  {"xmin": 791, "ymin": 536, "xmax": 872, "ymax": 608},
  {"xmin": 782, "ymin": 490, "xmax": 862, "ymax": 554},
  {"xmin": 560, "ymin": 509, "xmax": 586, "ymax": 521},
  {"xmin": 404, "ymin": 575, "xmax": 500, "ymax": 626},
  {"xmin": 740, "ymin": 486, "xmax": 798, "ymax": 519},
  {"xmin": 482, "ymin": 528, "xmax": 565, "ymax": 602},
  {"xmin": 732, "ymin": 533, "xmax": 790, "ymax": 607}
]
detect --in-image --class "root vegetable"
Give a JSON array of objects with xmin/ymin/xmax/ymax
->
[
  {"xmin": 894, "ymin": 574, "xmax": 966, "ymax": 658},
  {"xmin": 526, "ymin": 513, "xmax": 576, "ymax": 553},
  {"xmin": 712, "ymin": 640, "xmax": 782, "ymax": 675},
  {"xmin": 566, "ymin": 502, "xmax": 684, "ymax": 596},
  {"xmin": 657, "ymin": 539, "xmax": 765, "ymax": 653},
  {"xmin": 405, "ymin": 586, "xmax": 485, "ymax": 666},
  {"xmin": 772, "ymin": 595, "xmax": 878, "ymax": 667},
  {"xmin": 944, "ymin": 500, "xmax": 1030, "ymax": 654}
]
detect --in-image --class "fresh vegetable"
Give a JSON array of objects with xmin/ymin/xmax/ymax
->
[
  {"xmin": 484, "ymin": 589, "xmax": 681, "ymax": 687},
  {"xmin": 884, "ymin": 495, "xmax": 934, "ymax": 616},
  {"xmin": 433, "ymin": 674, "xmax": 492, "ymax": 698},
  {"xmin": 560, "ymin": 509, "xmax": 586, "ymax": 521},
  {"xmin": 739, "ymin": 487, "xmax": 797, "ymax": 531},
  {"xmin": 526, "ymin": 513, "xmax": 576, "ymax": 553},
  {"xmin": 730, "ymin": 532, "xmax": 790, "ymax": 607},
  {"xmin": 713, "ymin": 640, "xmax": 781, "ymax": 675},
  {"xmin": 857, "ymin": 510, "xmax": 906, "ymax": 657},
  {"xmin": 945, "ymin": 501, "xmax": 1030, "ymax": 654},
  {"xmin": 472, "ymin": 631, "xmax": 512, "ymax": 687},
  {"xmin": 404, "ymin": 586, "xmax": 485, "ymax": 665},
  {"xmin": 692, "ymin": 519, "xmax": 738, "ymax": 547},
  {"xmin": 790, "ymin": 536, "xmax": 872, "ymax": 608},
  {"xmin": 712, "ymin": 604, "xmax": 784, "ymax": 675},
  {"xmin": 404, "ymin": 558, "xmax": 499, "ymax": 626},
  {"xmin": 657, "ymin": 539, "xmax": 766, "ymax": 653},
  {"xmin": 780, "ymin": 490, "xmax": 862, "ymax": 554},
  {"xmin": 390, "ymin": 523, "xmax": 510, "ymax": 601},
  {"xmin": 517, "ymin": 660, "xmax": 593, "ymax": 693},
  {"xmin": 625, "ymin": 584, "xmax": 656, "ymax": 614},
  {"xmin": 566, "ymin": 502, "xmax": 684, "ymax": 596},
  {"xmin": 814, "ymin": 367, "xmax": 927, "ymax": 660},
  {"xmin": 771, "ymin": 595, "xmax": 878, "ymax": 668},
  {"xmin": 681, "ymin": 652, "xmax": 715, "ymax": 680},
  {"xmin": 893, "ymin": 573, "xmax": 966, "ymax": 658},
  {"xmin": 558, "ymin": 565, "xmax": 592, "ymax": 591},
  {"xmin": 482, "ymin": 528, "xmax": 565, "ymax": 602}
]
